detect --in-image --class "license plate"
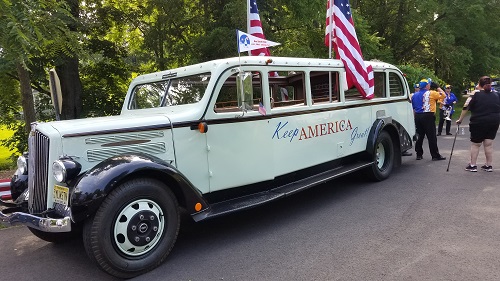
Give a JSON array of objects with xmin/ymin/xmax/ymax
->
[{"xmin": 53, "ymin": 185, "xmax": 69, "ymax": 206}]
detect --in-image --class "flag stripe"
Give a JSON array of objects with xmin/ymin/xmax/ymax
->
[
  {"xmin": 325, "ymin": 0, "xmax": 374, "ymax": 99},
  {"xmin": 248, "ymin": 0, "xmax": 276, "ymax": 71},
  {"xmin": 324, "ymin": 0, "xmax": 334, "ymax": 46}
]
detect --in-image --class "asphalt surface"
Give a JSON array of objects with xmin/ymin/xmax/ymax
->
[{"xmin": 1, "ymin": 122, "xmax": 500, "ymax": 281}]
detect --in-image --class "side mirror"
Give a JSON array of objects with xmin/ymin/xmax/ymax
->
[
  {"xmin": 49, "ymin": 69, "xmax": 62, "ymax": 121},
  {"xmin": 236, "ymin": 71, "xmax": 254, "ymax": 113}
]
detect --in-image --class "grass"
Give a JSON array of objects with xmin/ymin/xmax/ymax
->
[{"xmin": 0, "ymin": 126, "xmax": 16, "ymax": 170}]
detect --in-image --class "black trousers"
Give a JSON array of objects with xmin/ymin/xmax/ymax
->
[
  {"xmin": 437, "ymin": 109, "xmax": 452, "ymax": 134},
  {"xmin": 414, "ymin": 112, "xmax": 441, "ymax": 158}
]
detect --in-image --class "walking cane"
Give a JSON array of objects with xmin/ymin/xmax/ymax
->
[{"xmin": 446, "ymin": 124, "xmax": 460, "ymax": 172}]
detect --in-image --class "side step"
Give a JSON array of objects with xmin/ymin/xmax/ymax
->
[{"xmin": 193, "ymin": 161, "xmax": 373, "ymax": 221}]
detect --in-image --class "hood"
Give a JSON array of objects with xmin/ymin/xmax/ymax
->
[{"xmin": 39, "ymin": 113, "xmax": 172, "ymax": 137}]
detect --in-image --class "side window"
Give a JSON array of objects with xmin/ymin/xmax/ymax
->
[
  {"xmin": 344, "ymin": 72, "xmax": 387, "ymax": 99},
  {"xmin": 373, "ymin": 72, "xmax": 386, "ymax": 98},
  {"xmin": 389, "ymin": 72, "xmax": 405, "ymax": 97},
  {"xmin": 344, "ymin": 86, "xmax": 362, "ymax": 100},
  {"xmin": 269, "ymin": 71, "xmax": 306, "ymax": 108},
  {"xmin": 129, "ymin": 82, "xmax": 165, "ymax": 109},
  {"xmin": 310, "ymin": 71, "xmax": 340, "ymax": 104},
  {"xmin": 214, "ymin": 72, "xmax": 263, "ymax": 113}
]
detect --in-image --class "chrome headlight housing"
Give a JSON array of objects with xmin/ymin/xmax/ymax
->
[
  {"xmin": 52, "ymin": 158, "xmax": 81, "ymax": 183},
  {"xmin": 17, "ymin": 154, "xmax": 28, "ymax": 175}
]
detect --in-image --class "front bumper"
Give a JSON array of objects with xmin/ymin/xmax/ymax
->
[{"xmin": 0, "ymin": 205, "xmax": 71, "ymax": 232}]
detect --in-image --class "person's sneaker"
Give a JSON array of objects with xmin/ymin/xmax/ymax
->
[
  {"xmin": 436, "ymin": 133, "xmax": 441, "ymax": 136},
  {"xmin": 481, "ymin": 165, "xmax": 493, "ymax": 172},
  {"xmin": 432, "ymin": 156, "xmax": 446, "ymax": 161},
  {"xmin": 416, "ymin": 155, "xmax": 423, "ymax": 160},
  {"xmin": 446, "ymin": 133, "xmax": 453, "ymax": 135},
  {"xmin": 465, "ymin": 164, "xmax": 477, "ymax": 172}
]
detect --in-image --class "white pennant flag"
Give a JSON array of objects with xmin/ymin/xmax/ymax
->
[{"xmin": 237, "ymin": 29, "xmax": 280, "ymax": 53}]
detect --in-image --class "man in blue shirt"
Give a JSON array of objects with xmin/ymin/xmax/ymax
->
[
  {"xmin": 411, "ymin": 78, "xmax": 446, "ymax": 161},
  {"xmin": 437, "ymin": 84, "xmax": 458, "ymax": 136}
]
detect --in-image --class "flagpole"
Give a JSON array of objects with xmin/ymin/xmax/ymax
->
[
  {"xmin": 247, "ymin": 0, "xmax": 251, "ymax": 56},
  {"xmin": 328, "ymin": 0, "xmax": 333, "ymax": 59},
  {"xmin": 328, "ymin": 0, "xmax": 333, "ymax": 102}
]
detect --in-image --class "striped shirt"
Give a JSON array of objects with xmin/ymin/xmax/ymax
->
[{"xmin": 411, "ymin": 89, "xmax": 444, "ymax": 113}]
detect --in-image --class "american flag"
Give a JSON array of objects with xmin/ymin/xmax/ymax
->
[
  {"xmin": 248, "ymin": 0, "xmax": 272, "ymax": 57},
  {"xmin": 325, "ymin": 0, "xmax": 374, "ymax": 99},
  {"xmin": 258, "ymin": 102, "xmax": 267, "ymax": 115}
]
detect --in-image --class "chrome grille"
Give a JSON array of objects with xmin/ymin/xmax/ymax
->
[{"xmin": 28, "ymin": 130, "xmax": 50, "ymax": 214}]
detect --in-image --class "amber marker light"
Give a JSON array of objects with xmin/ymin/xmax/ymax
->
[
  {"xmin": 265, "ymin": 58, "xmax": 273, "ymax": 65},
  {"xmin": 198, "ymin": 122, "xmax": 208, "ymax": 133},
  {"xmin": 195, "ymin": 203, "xmax": 202, "ymax": 212}
]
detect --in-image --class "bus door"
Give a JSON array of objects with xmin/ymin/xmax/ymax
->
[{"xmin": 204, "ymin": 69, "xmax": 273, "ymax": 192}]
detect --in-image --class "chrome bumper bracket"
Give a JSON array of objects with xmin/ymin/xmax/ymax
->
[{"xmin": 0, "ymin": 207, "xmax": 71, "ymax": 232}]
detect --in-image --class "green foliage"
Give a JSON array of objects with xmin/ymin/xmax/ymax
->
[
  {"xmin": 0, "ymin": 121, "xmax": 24, "ymax": 168},
  {"xmin": 0, "ymin": 0, "xmax": 79, "ymax": 67},
  {"xmin": 398, "ymin": 64, "xmax": 444, "ymax": 89},
  {"xmin": 0, "ymin": 125, "xmax": 16, "ymax": 169},
  {"xmin": 0, "ymin": 74, "xmax": 21, "ymax": 125}
]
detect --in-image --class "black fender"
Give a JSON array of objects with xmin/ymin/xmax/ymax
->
[
  {"xmin": 366, "ymin": 117, "xmax": 392, "ymax": 156},
  {"xmin": 10, "ymin": 170, "xmax": 28, "ymax": 201},
  {"xmin": 70, "ymin": 153, "xmax": 209, "ymax": 223},
  {"xmin": 366, "ymin": 117, "xmax": 413, "ymax": 167}
]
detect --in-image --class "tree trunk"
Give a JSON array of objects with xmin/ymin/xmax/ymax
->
[
  {"xmin": 55, "ymin": 0, "xmax": 83, "ymax": 120},
  {"xmin": 56, "ymin": 56, "xmax": 83, "ymax": 120},
  {"xmin": 16, "ymin": 62, "xmax": 36, "ymax": 133}
]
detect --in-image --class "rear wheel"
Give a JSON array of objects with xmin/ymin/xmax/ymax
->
[
  {"xmin": 83, "ymin": 178, "xmax": 180, "ymax": 279},
  {"xmin": 365, "ymin": 131, "xmax": 394, "ymax": 181}
]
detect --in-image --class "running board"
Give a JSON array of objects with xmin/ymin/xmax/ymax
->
[{"xmin": 193, "ymin": 161, "xmax": 373, "ymax": 221}]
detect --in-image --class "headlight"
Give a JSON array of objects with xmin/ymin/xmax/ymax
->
[
  {"xmin": 17, "ymin": 155, "xmax": 28, "ymax": 175},
  {"xmin": 53, "ymin": 161, "xmax": 67, "ymax": 183},
  {"xmin": 52, "ymin": 158, "xmax": 81, "ymax": 183}
]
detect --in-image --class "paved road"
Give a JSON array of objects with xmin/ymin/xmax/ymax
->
[{"xmin": 1, "ymin": 123, "xmax": 500, "ymax": 281}]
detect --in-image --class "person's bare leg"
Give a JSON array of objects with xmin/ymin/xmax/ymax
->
[
  {"xmin": 470, "ymin": 142, "xmax": 481, "ymax": 166},
  {"xmin": 483, "ymin": 139, "xmax": 494, "ymax": 166}
]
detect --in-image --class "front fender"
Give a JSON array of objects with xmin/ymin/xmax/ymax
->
[
  {"xmin": 70, "ymin": 153, "xmax": 209, "ymax": 223},
  {"xmin": 10, "ymin": 170, "xmax": 28, "ymax": 201}
]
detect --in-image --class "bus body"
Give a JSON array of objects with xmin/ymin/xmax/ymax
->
[{"xmin": 1, "ymin": 56, "xmax": 415, "ymax": 278}]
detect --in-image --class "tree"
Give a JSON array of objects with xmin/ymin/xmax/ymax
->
[
  {"xmin": 56, "ymin": 0, "xmax": 83, "ymax": 120},
  {"xmin": 0, "ymin": 0, "xmax": 77, "ymax": 132}
]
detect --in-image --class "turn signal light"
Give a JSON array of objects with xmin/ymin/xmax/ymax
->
[
  {"xmin": 198, "ymin": 122, "xmax": 208, "ymax": 133},
  {"xmin": 194, "ymin": 202, "xmax": 202, "ymax": 212}
]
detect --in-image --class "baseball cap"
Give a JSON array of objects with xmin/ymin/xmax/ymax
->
[{"xmin": 419, "ymin": 78, "xmax": 430, "ymax": 89}]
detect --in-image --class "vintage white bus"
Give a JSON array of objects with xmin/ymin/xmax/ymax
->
[{"xmin": 1, "ymin": 56, "xmax": 415, "ymax": 278}]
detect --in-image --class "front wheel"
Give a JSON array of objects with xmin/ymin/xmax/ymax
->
[
  {"xmin": 365, "ymin": 131, "xmax": 395, "ymax": 181},
  {"xmin": 83, "ymin": 178, "xmax": 180, "ymax": 279}
]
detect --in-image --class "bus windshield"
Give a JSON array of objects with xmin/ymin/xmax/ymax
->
[{"xmin": 128, "ymin": 72, "xmax": 211, "ymax": 109}]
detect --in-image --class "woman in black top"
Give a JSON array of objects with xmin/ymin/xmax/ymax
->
[{"xmin": 457, "ymin": 76, "xmax": 500, "ymax": 172}]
